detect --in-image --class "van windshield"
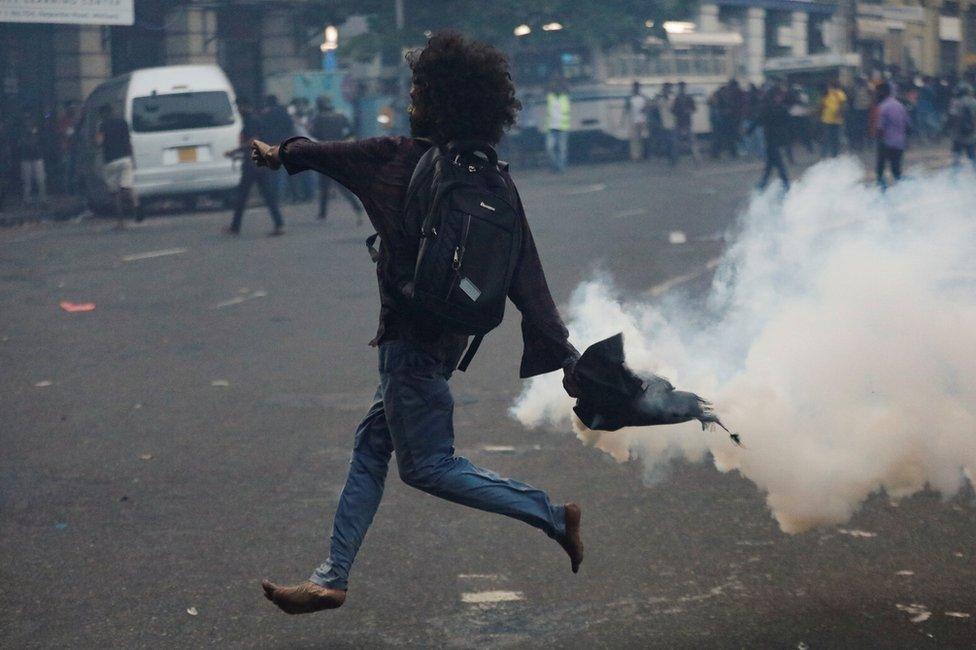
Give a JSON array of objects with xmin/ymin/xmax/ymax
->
[{"xmin": 131, "ymin": 91, "xmax": 235, "ymax": 132}]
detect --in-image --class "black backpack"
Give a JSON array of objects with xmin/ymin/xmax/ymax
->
[{"xmin": 367, "ymin": 140, "xmax": 523, "ymax": 371}]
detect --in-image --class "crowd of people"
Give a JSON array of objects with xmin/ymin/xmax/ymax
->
[
  {"xmin": 611, "ymin": 70, "xmax": 976, "ymax": 188},
  {"xmin": 0, "ymin": 102, "xmax": 80, "ymax": 210},
  {"xmin": 2, "ymin": 68, "xmax": 974, "ymax": 218}
]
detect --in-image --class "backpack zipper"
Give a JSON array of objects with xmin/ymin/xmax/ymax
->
[{"xmin": 447, "ymin": 213, "xmax": 473, "ymax": 299}]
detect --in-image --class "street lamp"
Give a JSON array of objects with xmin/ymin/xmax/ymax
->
[
  {"xmin": 514, "ymin": 24, "xmax": 531, "ymax": 37},
  {"xmin": 320, "ymin": 25, "xmax": 338, "ymax": 51},
  {"xmin": 541, "ymin": 22, "xmax": 563, "ymax": 32}
]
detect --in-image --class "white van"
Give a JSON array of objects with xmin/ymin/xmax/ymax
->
[{"xmin": 77, "ymin": 64, "xmax": 242, "ymax": 212}]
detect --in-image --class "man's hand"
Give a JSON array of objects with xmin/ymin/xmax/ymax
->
[
  {"xmin": 562, "ymin": 360, "xmax": 581, "ymax": 399},
  {"xmin": 251, "ymin": 139, "xmax": 281, "ymax": 170}
]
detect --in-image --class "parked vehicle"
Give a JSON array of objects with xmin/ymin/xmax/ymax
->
[{"xmin": 76, "ymin": 64, "xmax": 241, "ymax": 212}]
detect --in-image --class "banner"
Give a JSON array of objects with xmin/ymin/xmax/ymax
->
[{"xmin": 0, "ymin": 0, "xmax": 134, "ymax": 26}]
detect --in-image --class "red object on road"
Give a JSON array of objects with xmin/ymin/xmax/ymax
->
[{"xmin": 59, "ymin": 301, "xmax": 96, "ymax": 313}]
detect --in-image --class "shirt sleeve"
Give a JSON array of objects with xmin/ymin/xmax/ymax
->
[
  {"xmin": 506, "ymin": 183, "xmax": 579, "ymax": 378},
  {"xmin": 278, "ymin": 136, "xmax": 399, "ymax": 198}
]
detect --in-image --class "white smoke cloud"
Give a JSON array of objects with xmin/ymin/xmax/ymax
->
[{"xmin": 512, "ymin": 158, "xmax": 976, "ymax": 533}]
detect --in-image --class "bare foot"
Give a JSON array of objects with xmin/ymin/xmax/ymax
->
[
  {"xmin": 557, "ymin": 503, "xmax": 584, "ymax": 573},
  {"xmin": 261, "ymin": 579, "xmax": 346, "ymax": 615}
]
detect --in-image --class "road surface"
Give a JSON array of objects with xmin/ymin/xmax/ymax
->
[{"xmin": 2, "ymin": 149, "xmax": 973, "ymax": 648}]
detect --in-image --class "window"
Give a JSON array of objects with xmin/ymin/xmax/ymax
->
[{"xmin": 131, "ymin": 91, "xmax": 235, "ymax": 133}]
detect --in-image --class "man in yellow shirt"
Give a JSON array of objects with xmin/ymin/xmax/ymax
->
[{"xmin": 819, "ymin": 79, "xmax": 847, "ymax": 157}]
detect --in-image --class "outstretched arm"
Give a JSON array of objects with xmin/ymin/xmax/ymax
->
[
  {"xmin": 252, "ymin": 136, "xmax": 400, "ymax": 199},
  {"xmin": 507, "ymin": 185, "xmax": 580, "ymax": 385}
]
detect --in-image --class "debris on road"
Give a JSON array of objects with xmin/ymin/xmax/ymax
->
[
  {"xmin": 895, "ymin": 570, "xmax": 914, "ymax": 576},
  {"xmin": 837, "ymin": 528, "xmax": 877, "ymax": 538},
  {"xmin": 945, "ymin": 612, "xmax": 970, "ymax": 619},
  {"xmin": 121, "ymin": 248, "xmax": 187, "ymax": 262},
  {"xmin": 186, "ymin": 607, "xmax": 198, "ymax": 616},
  {"xmin": 668, "ymin": 230, "xmax": 687, "ymax": 244},
  {"xmin": 896, "ymin": 603, "xmax": 931, "ymax": 623},
  {"xmin": 460, "ymin": 590, "xmax": 524, "ymax": 604},
  {"xmin": 211, "ymin": 380, "xmax": 230, "ymax": 387},
  {"xmin": 34, "ymin": 380, "xmax": 53, "ymax": 387},
  {"xmin": 54, "ymin": 522, "xmax": 67, "ymax": 530},
  {"xmin": 59, "ymin": 301, "xmax": 96, "ymax": 313},
  {"xmin": 138, "ymin": 453, "xmax": 153, "ymax": 461}
]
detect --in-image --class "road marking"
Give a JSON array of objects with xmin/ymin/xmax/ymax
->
[
  {"xmin": 458, "ymin": 574, "xmax": 501, "ymax": 580},
  {"xmin": 611, "ymin": 208, "xmax": 647, "ymax": 219},
  {"xmin": 480, "ymin": 445, "xmax": 516, "ymax": 453},
  {"xmin": 565, "ymin": 183, "xmax": 606, "ymax": 195},
  {"xmin": 644, "ymin": 257, "xmax": 722, "ymax": 297},
  {"xmin": 461, "ymin": 590, "xmax": 524, "ymax": 604},
  {"xmin": 122, "ymin": 247, "xmax": 187, "ymax": 262},
  {"xmin": 838, "ymin": 528, "xmax": 877, "ymax": 538},
  {"xmin": 214, "ymin": 290, "xmax": 267, "ymax": 309}
]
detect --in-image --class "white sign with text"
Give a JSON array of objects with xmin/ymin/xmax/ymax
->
[{"xmin": 0, "ymin": 0, "xmax": 134, "ymax": 26}]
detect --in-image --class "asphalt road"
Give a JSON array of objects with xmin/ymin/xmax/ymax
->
[{"xmin": 2, "ymin": 149, "xmax": 973, "ymax": 649}]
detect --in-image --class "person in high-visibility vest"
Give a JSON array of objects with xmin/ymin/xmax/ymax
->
[{"xmin": 545, "ymin": 77, "xmax": 571, "ymax": 172}]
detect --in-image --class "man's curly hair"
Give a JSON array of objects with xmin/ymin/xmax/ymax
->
[{"xmin": 406, "ymin": 31, "xmax": 520, "ymax": 145}]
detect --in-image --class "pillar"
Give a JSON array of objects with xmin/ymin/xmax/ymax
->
[
  {"xmin": 745, "ymin": 6, "xmax": 765, "ymax": 83},
  {"xmin": 261, "ymin": 10, "xmax": 306, "ymax": 78},
  {"xmin": 165, "ymin": 5, "xmax": 218, "ymax": 65},
  {"xmin": 54, "ymin": 25, "xmax": 111, "ymax": 105},
  {"xmin": 699, "ymin": 3, "xmax": 721, "ymax": 33},
  {"xmin": 791, "ymin": 11, "xmax": 809, "ymax": 57}
]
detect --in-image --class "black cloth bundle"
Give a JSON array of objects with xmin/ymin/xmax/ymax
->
[{"xmin": 572, "ymin": 333, "xmax": 740, "ymax": 445}]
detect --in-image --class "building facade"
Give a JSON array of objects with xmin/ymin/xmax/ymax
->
[
  {"xmin": 1, "ymin": 0, "xmax": 326, "ymax": 119},
  {"xmin": 693, "ymin": 0, "xmax": 976, "ymax": 82}
]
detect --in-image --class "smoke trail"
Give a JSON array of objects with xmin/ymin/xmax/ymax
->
[{"xmin": 512, "ymin": 158, "xmax": 976, "ymax": 533}]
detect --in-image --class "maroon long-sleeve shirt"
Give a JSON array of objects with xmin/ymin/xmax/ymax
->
[{"xmin": 278, "ymin": 136, "xmax": 577, "ymax": 377}]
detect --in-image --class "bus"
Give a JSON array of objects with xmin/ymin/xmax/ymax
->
[{"xmin": 507, "ymin": 29, "xmax": 743, "ymax": 164}]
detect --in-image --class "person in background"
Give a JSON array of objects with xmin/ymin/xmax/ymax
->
[
  {"xmin": 749, "ymin": 85, "xmax": 790, "ymax": 190},
  {"xmin": 819, "ymin": 79, "xmax": 847, "ymax": 158},
  {"xmin": 96, "ymin": 105, "xmax": 140, "ymax": 227},
  {"xmin": 947, "ymin": 82, "xmax": 976, "ymax": 169},
  {"xmin": 286, "ymin": 98, "xmax": 313, "ymax": 203},
  {"xmin": 672, "ymin": 80, "xmax": 700, "ymax": 164},
  {"xmin": 915, "ymin": 77, "xmax": 939, "ymax": 141},
  {"xmin": 711, "ymin": 79, "xmax": 743, "ymax": 160},
  {"xmin": 785, "ymin": 84, "xmax": 813, "ymax": 163},
  {"xmin": 622, "ymin": 80, "xmax": 649, "ymax": 162},
  {"xmin": 849, "ymin": 76, "xmax": 873, "ymax": 151},
  {"xmin": 935, "ymin": 76, "xmax": 953, "ymax": 126},
  {"xmin": 310, "ymin": 96, "xmax": 364, "ymax": 225},
  {"xmin": 653, "ymin": 82, "xmax": 676, "ymax": 166},
  {"xmin": 741, "ymin": 83, "xmax": 763, "ymax": 159},
  {"xmin": 262, "ymin": 95, "xmax": 296, "ymax": 201},
  {"xmin": 874, "ymin": 82, "xmax": 910, "ymax": 188},
  {"xmin": 225, "ymin": 97, "xmax": 284, "ymax": 236},
  {"xmin": 18, "ymin": 114, "xmax": 47, "ymax": 205},
  {"xmin": 545, "ymin": 77, "xmax": 571, "ymax": 172},
  {"xmin": 55, "ymin": 102, "xmax": 79, "ymax": 194}
]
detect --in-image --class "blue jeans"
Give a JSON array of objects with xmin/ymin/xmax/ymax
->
[
  {"xmin": 545, "ymin": 129, "xmax": 569, "ymax": 171},
  {"xmin": 310, "ymin": 341, "xmax": 566, "ymax": 590}
]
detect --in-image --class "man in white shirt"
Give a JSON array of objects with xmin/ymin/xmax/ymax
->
[{"xmin": 623, "ymin": 81, "xmax": 649, "ymax": 161}]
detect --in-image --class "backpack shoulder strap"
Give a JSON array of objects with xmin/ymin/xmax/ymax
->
[{"xmin": 365, "ymin": 142, "xmax": 439, "ymax": 263}]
